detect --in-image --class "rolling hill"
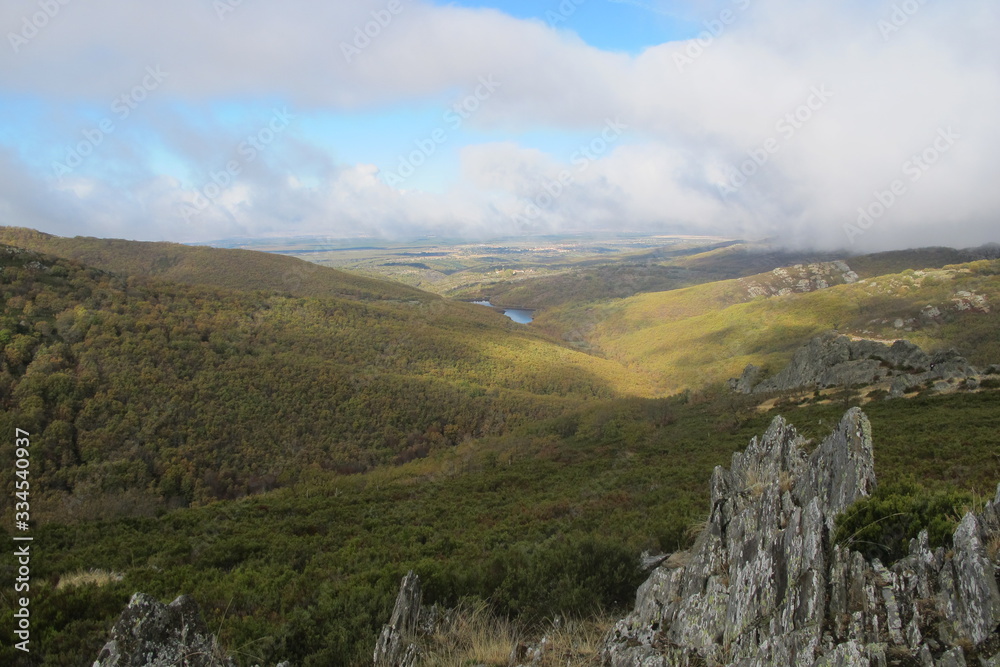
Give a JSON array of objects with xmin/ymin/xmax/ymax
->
[
  {"xmin": 535, "ymin": 259, "xmax": 1000, "ymax": 394},
  {"xmin": 2, "ymin": 228, "xmax": 1000, "ymax": 666},
  {"xmin": 0, "ymin": 227, "xmax": 431, "ymax": 303},
  {"xmin": 0, "ymin": 237, "xmax": 654, "ymax": 524}
]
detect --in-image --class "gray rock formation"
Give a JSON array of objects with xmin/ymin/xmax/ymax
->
[
  {"xmin": 730, "ymin": 332, "xmax": 981, "ymax": 396},
  {"xmin": 374, "ymin": 571, "xmax": 423, "ymax": 667},
  {"xmin": 93, "ymin": 594, "xmax": 287, "ymax": 667},
  {"xmin": 93, "ymin": 593, "xmax": 234, "ymax": 667},
  {"xmin": 601, "ymin": 408, "xmax": 1000, "ymax": 667}
]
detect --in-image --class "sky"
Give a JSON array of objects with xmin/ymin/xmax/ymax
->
[{"xmin": 0, "ymin": 0, "xmax": 998, "ymax": 251}]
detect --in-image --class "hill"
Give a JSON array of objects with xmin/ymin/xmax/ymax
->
[
  {"xmin": 0, "ymin": 227, "xmax": 431, "ymax": 303},
  {"xmin": 535, "ymin": 259, "xmax": 1000, "ymax": 394},
  {"xmin": 2, "ymin": 229, "xmax": 999, "ymax": 666},
  {"xmin": 0, "ymin": 241, "xmax": 653, "ymax": 522},
  {"xmin": 440, "ymin": 242, "xmax": 1000, "ymax": 311}
]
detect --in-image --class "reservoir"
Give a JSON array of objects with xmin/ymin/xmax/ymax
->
[{"xmin": 472, "ymin": 301, "xmax": 534, "ymax": 324}]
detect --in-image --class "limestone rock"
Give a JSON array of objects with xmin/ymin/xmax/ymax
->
[{"xmin": 601, "ymin": 409, "xmax": 1000, "ymax": 667}]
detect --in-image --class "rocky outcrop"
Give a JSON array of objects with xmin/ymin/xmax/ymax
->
[
  {"xmin": 374, "ymin": 571, "xmax": 423, "ymax": 667},
  {"xmin": 93, "ymin": 594, "xmax": 287, "ymax": 667},
  {"xmin": 601, "ymin": 408, "xmax": 1000, "ymax": 666},
  {"xmin": 729, "ymin": 332, "xmax": 982, "ymax": 396},
  {"xmin": 739, "ymin": 262, "xmax": 859, "ymax": 299},
  {"xmin": 93, "ymin": 593, "xmax": 233, "ymax": 667}
]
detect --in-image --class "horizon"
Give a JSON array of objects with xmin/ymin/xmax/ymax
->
[{"xmin": 1, "ymin": 1, "xmax": 998, "ymax": 251}]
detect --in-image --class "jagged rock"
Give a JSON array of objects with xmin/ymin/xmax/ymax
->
[
  {"xmin": 93, "ymin": 593, "xmax": 235, "ymax": 667},
  {"xmin": 985, "ymin": 365, "xmax": 1000, "ymax": 376},
  {"xmin": 93, "ymin": 594, "xmax": 288, "ymax": 667},
  {"xmin": 374, "ymin": 571, "xmax": 423, "ymax": 667},
  {"xmin": 729, "ymin": 364, "xmax": 764, "ymax": 393},
  {"xmin": 601, "ymin": 409, "xmax": 1000, "ymax": 667},
  {"xmin": 730, "ymin": 332, "xmax": 979, "ymax": 395},
  {"xmin": 640, "ymin": 551, "xmax": 670, "ymax": 571}
]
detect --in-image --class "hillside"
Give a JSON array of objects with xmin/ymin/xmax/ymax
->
[
  {"xmin": 6, "ymin": 385, "xmax": 999, "ymax": 665},
  {"xmin": 0, "ymin": 241, "xmax": 653, "ymax": 522},
  {"xmin": 442, "ymin": 243, "xmax": 1000, "ymax": 311},
  {"xmin": 535, "ymin": 259, "xmax": 1000, "ymax": 394},
  {"xmin": 0, "ymin": 227, "xmax": 432, "ymax": 303},
  {"xmin": 2, "ymin": 230, "xmax": 1000, "ymax": 666}
]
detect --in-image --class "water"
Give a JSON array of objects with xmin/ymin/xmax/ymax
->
[{"xmin": 472, "ymin": 301, "xmax": 534, "ymax": 324}]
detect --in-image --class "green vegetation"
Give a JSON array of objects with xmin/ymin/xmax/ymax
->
[
  {"xmin": 834, "ymin": 481, "xmax": 977, "ymax": 564},
  {"xmin": 3, "ymin": 385, "xmax": 998, "ymax": 665},
  {"xmin": 0, "ymin": 228, "xmax": 998, "ymax": 666},
  {"xmin": 0, "ymin": 227, "xmax": 432, "ymax": 303},
  {"xmin": 0, "ymin": 242, "xmax": 653, "ymax": 520},
  {"xmin": 536, "ymin": 261, "xmax": 1000, "ymax": 393}
]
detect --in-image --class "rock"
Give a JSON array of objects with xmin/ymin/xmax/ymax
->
[
  {"xmin": 729, "ymin": 364, "xmax": 764, "ymax": 393},
  {"xmin": 601, "ymin": 409, "xmax": 1000, "ymax": 667},
  {"xmin": 735, "ymin": 332, "xmax": 977, "ymax": 395},
  {"xmin": 640, "ymin": 550, "xmax": 669, "ymax": 571},
  {"xmin": 374, "ymin": 571, "xmax": 423, "ymax": 667},
  {"xmin": 985, "ymin": 364, "xmax": 1000, "ymax": 376},
  {"xmin": 93, "ymin": 593, "xmax": 235, "ymax": 667}
]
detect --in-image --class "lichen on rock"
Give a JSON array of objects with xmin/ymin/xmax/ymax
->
[{"xmin": 601, "ymin": 408, "xmax": 1000, "ymax": 667}]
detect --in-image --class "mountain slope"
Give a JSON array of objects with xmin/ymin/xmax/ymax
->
[
  {"xmin": 0, "ymin": 242, "xmax": 653, "ymax": 520},
  {"xmin": 536, "ymin": 260, "xmax": 1000, "ymax": 394},
  {"xmin": 0, "ymin": 226, "xmax": 431, "ymax": 302}
]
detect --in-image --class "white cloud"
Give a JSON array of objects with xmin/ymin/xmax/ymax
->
[{"xmin": 1, "ymin": 0, "xmax": 998, "ymax": 249}]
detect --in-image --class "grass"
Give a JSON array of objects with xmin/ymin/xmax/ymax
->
[
  {"xmin": 56, "ymin": 569, "xmax": 124, "ymax": 591},
  {"xmin": 987, "ymin": 535, "xmax": 1000, "ymax": 562},
  {"xmin": 417, "ymin": 602, "xmax": 610, "ymax": 667}
]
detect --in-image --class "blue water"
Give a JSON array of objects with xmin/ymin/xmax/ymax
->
[{"xmin": 472, "ymin": 301, "xmax": 534, "ymax": 324}]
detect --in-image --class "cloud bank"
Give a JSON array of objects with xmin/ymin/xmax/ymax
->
[{"xmin": 0, "ymin": 0, "xmax": 997, "ymax": 250}]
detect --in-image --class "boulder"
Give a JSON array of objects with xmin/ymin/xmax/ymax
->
[
  {"xmin": 93, "ymin": 594, "xmax": 288, "ymax": 667},
  {"xmin": 93, "ymin": 594, "xmax": 234, "ymax": 667}
]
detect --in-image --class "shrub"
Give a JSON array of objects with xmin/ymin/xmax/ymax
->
[{"xmin": 834, "ymin": 481, "xmax": 972, "ymax": 564}]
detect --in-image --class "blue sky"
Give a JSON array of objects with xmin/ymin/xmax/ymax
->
[
  {"xmin": 447, "ymin": 0, "xmax": 698, "ymax": 51},
  {"xmin": 0, "ymin": 0, "xmax": 997, "ymax": 250}
]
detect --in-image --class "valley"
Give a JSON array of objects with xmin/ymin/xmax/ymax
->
[{"xmin": 1, "ymin": 228, "xmax": 999, "ymax": 665}]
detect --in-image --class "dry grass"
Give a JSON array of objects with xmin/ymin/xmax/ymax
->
[
  {"xmin": 56, "ymin": 568, "xmax": 124, "ymax": 591},
  {"xmin": 987, "ymin": 534, "xmax": 1000, "ymax": 562},
  {"xmin": 779, "ymin": 470, "xmax": 795, "ymax": 493},
  {"xmin": 665, "ymin": 551, "xmax": 692, "ymax": 569},
  {"xmin": 417, "ymin": 601, "xmax": 611, "ymax": 666},
  {"xmin": 685, "ymin": 518, "xmax": 710, "ymax": 543},
  {"xmin": 742, "ymin": 468, "xmax": 767, "ymax": 497}
]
